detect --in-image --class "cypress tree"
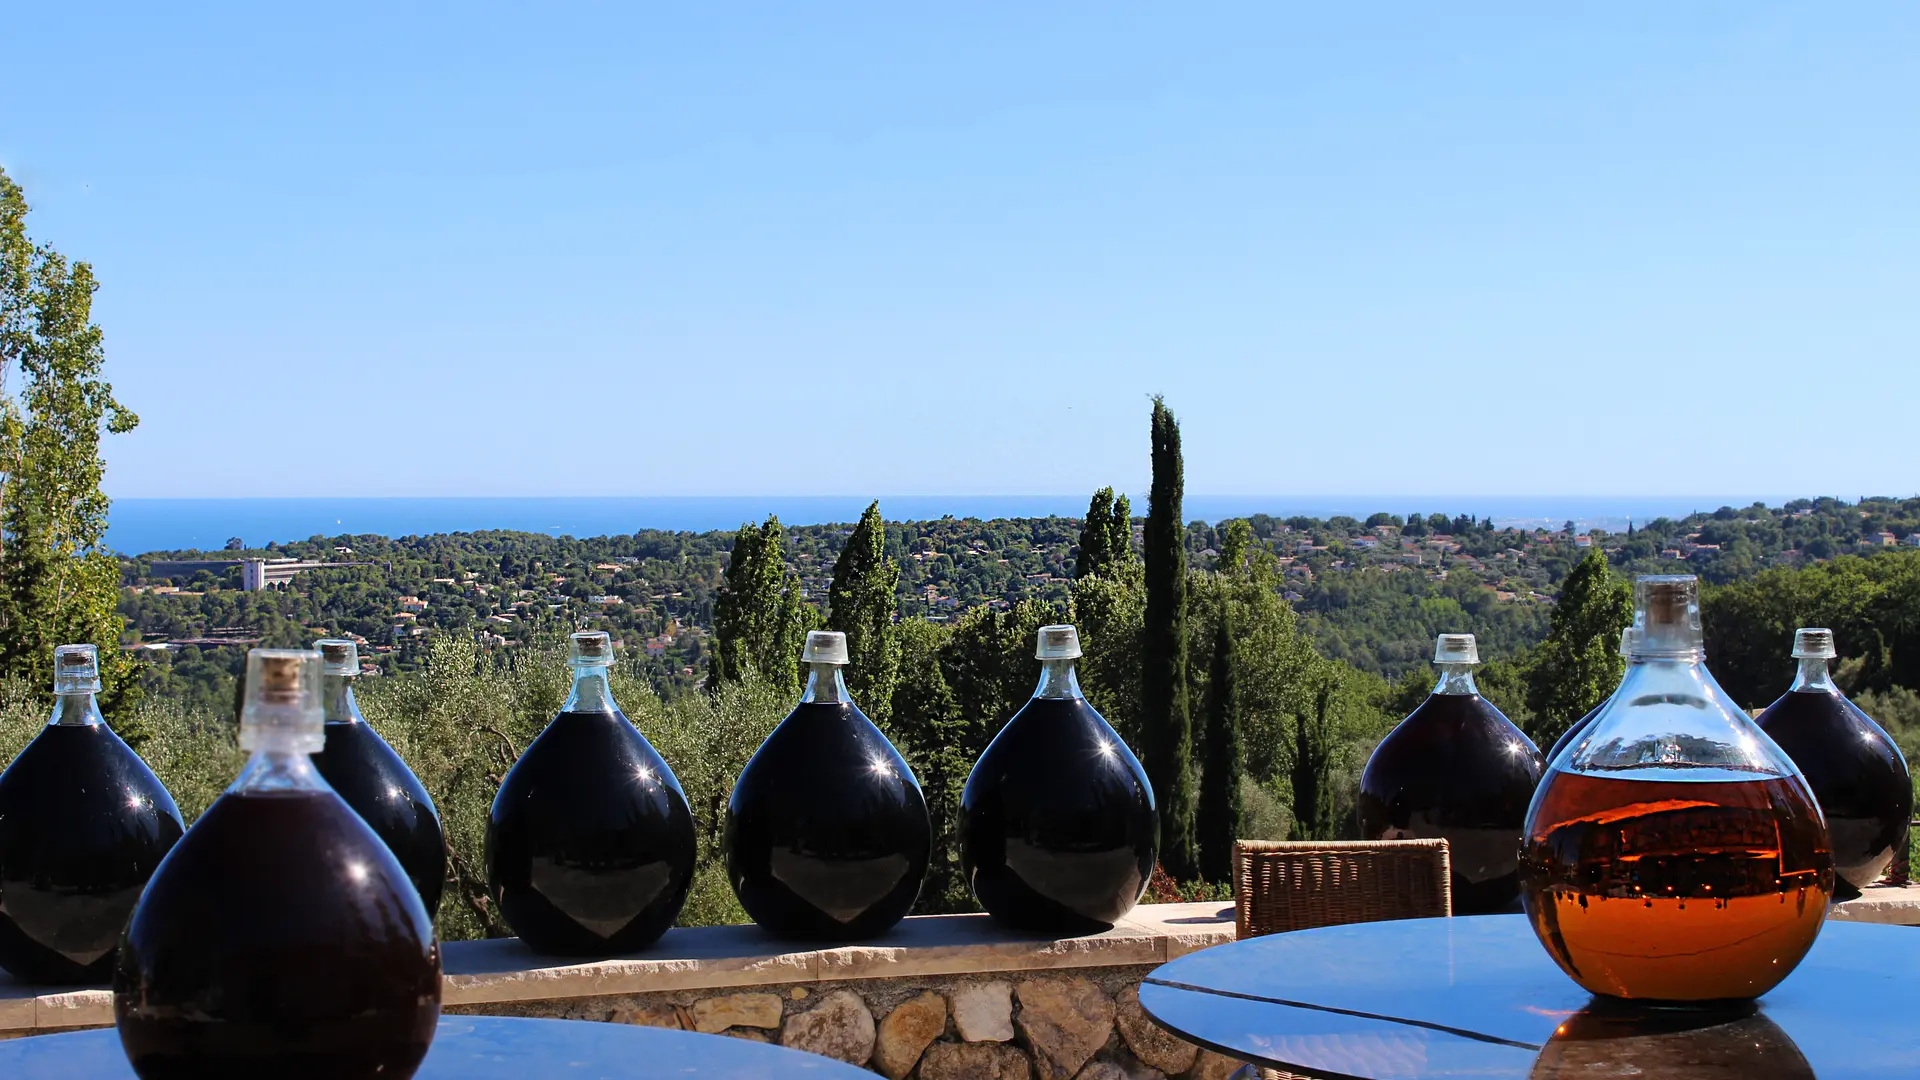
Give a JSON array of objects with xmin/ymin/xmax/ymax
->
[
  {"xmin": 1142, "ymin": 396, "xmax": 1196, "ymax": 876},
  {"xmin": 1106, "ymin": 494, "xmax": 1133, "ymax": 566},
  {"xmin": 711, "ymin": 515, "xmax": 809, "ymax": 691},
  {"xmin": 827, "ymin": 501, "xmax": 901, "ymax": 720},
  {"xmin": 1197, "ymin": 609, "xmax": 1242, "ymax": 882},
  {"xmin": 1075, "ymin": 488, "xmax": 1117, "ymax": 579}
]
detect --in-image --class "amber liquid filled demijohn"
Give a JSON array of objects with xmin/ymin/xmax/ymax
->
[
  {"xmin": 1519, "ymin": 575, "xmax": 1835, "ymax": 1005},
  {"xmin": 1521, "ymin": 769, "xmax": 1832, "ymax": 1002}
]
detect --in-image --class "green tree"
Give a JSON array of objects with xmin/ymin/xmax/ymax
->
[
  {"xmin": 0, "ymin": 168, "xmax": 142, "ymax": 723},
  {"xmin": 1075, "ymin": 487, "xmax": 1134, "ymax": 579},
  {"xmin": 1196, "ymin": 608, "xmax": 1243, "ymax": 881},
  {"xmin": 1524, "ymin": 548, "xmax": 1634, "ymax": 745},
  {"xmin": 1071, "ymin": 561, "xmax": 1145, "ymax": 748},
  {"xmin": 826, "ymin": 501, "xmax": 900, "ymax": 720},
  {"xmin": 709, "ymin": 516, "xmax": 810, "ymax": 692},
  {"xmin": 1076, "ymin": 488, "xmax": 1116, "ymax": 578},
  {"xmin": 1142, "ymin": 396, "xmax": 1196, "ymax": 876}
]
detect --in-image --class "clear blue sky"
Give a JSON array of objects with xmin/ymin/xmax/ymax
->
[{"xmin": 2, "ymin": 3, "xmax": 1914, "ymax": 500}]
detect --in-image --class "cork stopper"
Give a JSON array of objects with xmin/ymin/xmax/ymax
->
[
  {"xmin": 53, "ymin": 644, "xmax": 101, "ymax": 695},
  {"xmin": 1433, "ymin": 633, "xmax": 1479, "ymax": 665},
  {"xmin": 240, "ymin": 648, "xmax": 323, "ymax": 753},
  {"xmin": 801, "ymin": 630, "xmax": 849, "ymax": 666},
  {"xmin": 1792, "ymin": 628, "xmax": 1837, "ymax": 660},
  {"xmin": 316, "ymin": 638, "xmax": 359, "ymax": 676},
  {"xmin": 569, "ymin": 630, "xmax": 613, "ymax": 668},
  {"xmin": 1632, "ymin": 575, "xmax": 1703, "ymax": 658},
  {"xmin": 1036, "ymin": 625, "xmax": 1083, "ymax": 660}
]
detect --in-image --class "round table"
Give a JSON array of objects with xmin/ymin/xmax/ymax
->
[
  {"xmin": 1139, "ymin": 915, "xmax": 1920, "ymax": 1080},
  {"xmin": 0, "ymin": 1014, "xmax": 872, "ymax": 1078}
]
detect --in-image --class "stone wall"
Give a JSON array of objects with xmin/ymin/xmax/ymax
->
[{"xmin": 450, "ymin": 966, "xmax": 1245, "ymax": 1079}]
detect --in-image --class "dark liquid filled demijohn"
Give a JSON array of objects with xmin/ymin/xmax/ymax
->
[
  {"xmin": 1753, "ymin": 628, "xmax": 1912, "ymax": 899},
  {"xmin": 1520, "ymin": 576, "xmax": 1834, "ymax": 1003},
  {"xmin": 486, "ymin": 631, "xmax": 696, "ymax": 954},
  {"xmin": 115, "ymin": 649, "xmax": 441, "ymax": 1080},
  {"xmin": 725, "ymin": 631, "xmax": 931, "ymax": 939},
  {"xmin": 0, "ymin": 645, "xmax": 184, "ymax": 985},
  {"xmin": 1359, "ymin": 633, "xmax": 1544, "ymax": 913},
  {"xmin": 960, "ymin": 625, "xmax": 1157, "ymax": 934},
  {"xmin": 310, "ymin": 639, "xmax": 446, "ymax": 915}
]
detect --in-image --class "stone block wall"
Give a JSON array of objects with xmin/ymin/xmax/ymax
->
[{"xmin": 451, "ymin": 967, "xmax": 1244, "ymax": 1079}]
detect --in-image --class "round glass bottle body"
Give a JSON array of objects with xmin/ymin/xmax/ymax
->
[
  {"xmin": 959, "ymin": 626, "xmax": 1157, "ymax": 934},
  {"xmin": 1753, "ymin": 630, "xmax": 1912, "ymax": 898},
  {"xmin": 310, "ymin": 640, "xmax": 446, "ymax": 915},
  {"xmin": 725, "ymin": 637, "xmax": 931, "ymax": 939},
  {"xmin": 1520, "ymin": 577, "xmax": 1833, "ymax": 1004},
  {"xmin": 486, "ymin": 633, "xmax": 696, "ymax": 954},
  {"xmin": 1358, "ymin": 635, "xmax": 1544, "ymax": 914},
  {"xmin": 0, "ymin": 647, "xmax": 184, "ymax": 984},
  {"xmin": 114, "ymin": 650, "xmax": 441, "ymax": 1080}
]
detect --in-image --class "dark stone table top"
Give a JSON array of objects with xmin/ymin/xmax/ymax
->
[
  {"xmin": 1139, "ymin": 914, "xmax": 1920, "ymax": 1079},
  {"xmin": 0, "ymin": 1014, "xmax": 873, "ymax": 1078}
]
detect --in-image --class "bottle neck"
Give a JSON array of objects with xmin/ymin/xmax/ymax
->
[
  {"xmin": 801, "ymin": 663, "xmax": 850, "ymax": 704},
  {"xmin": 48, "ymin": 692, "xmax": 105, "ymax": 727},
  {"xmin": 1790, "ymin": 656, "xmax": 1838, "ymax": 693},
  {"xmin": 1432, "ymin": 663, "xmax": 1480, "ymax": 697},
  {"xmin": 563, "ymin": 665, "xmax": 616, "ymax": 713},
  {"xmin": 1033, "ymin": 659, "xmax": 1084, "ymax": 701},
  {"xmin": 322, "ymin": 676, "xmax": 364, "ymax": 724},
  {"xmin": 232, "ymin": 748, "xmax": 328, "ymax": 794}
]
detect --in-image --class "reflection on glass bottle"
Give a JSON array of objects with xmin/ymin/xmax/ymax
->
[
  {"xmin": 1754, "ymin": 628, "xmax": 1913, "ymax": 899},
  {"xmin": 115, "ymin": 650, "xmax": 441, "ymax": 1080},
  {"xmin": 1358, "ymin": 634, "xmax": 1544, "ymax": 913},
  {"xmin": 1530, "ymin": 999, "xmax": 1813, "ymax": 1080},
  {"xmin": 960, "ymin": 625, "xmax": 1157, "ymax": 934},
  {"xmin": 724, "ymin": 631, "xmax": 931, "ymax": 939},
  {"xmin": 0, "ymin": 645, "xmax": 184, "ymax": 985},
  {"xmin": 310, "ymin": 639, "xmax": 446, "ymax": 916},
  {"xmin": 1543, "ymin": 629, "xmax": 1638, "ymax": 769},
  {"xmin": 486, "ymin": 631, "xmax": 696, "ymax": 954},
  {"xmin": 1521, "ymin": 576, "xmax": 1833, "ymax": 1003}
]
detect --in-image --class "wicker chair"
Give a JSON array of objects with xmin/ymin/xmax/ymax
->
[{"xmin": 1228, "ymin": 839, "xmax": 1454, "ymax": 1080}]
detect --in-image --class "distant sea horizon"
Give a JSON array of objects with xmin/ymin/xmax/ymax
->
[{"xmin": 100, "ymin": 494, "xmax": 1824, "ymax": 557}]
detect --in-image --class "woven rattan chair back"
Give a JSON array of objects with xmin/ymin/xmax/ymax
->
[
  {"xmin": 1233, "ymin": 838, "xmax": 1452, "ymax": 939},
  {"xmin": 1227, "ymin": 839, "xmax": 1454, "ymax": 1080}
]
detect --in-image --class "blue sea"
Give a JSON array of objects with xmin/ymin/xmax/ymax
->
[{"xmin": 104, "ymin": 495, "xmax": 1796, "ymax": 557}]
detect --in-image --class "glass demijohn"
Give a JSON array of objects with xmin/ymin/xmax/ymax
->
[
  {"xmin": 0, "ymin": 645, "xmax": 185, "ymax": 984},
  {"xmin": 309, "ymin": 639, "xmax": 447, "ymax": 915},
  {"xmin": 1753, "ymin": 628, "xmax": 1912, "ymax": 898},
  {"xmin": 1520, "ymin": 576, "xmax": 1834, "ymax": 1003},
  {"xmin": 1358, "ymin": 633, "xmax": 1545, "ymax": 913},
  {"xmin": 959, "ymin": 625, "xmax": 1157, "ymax": 934},
  {"xmin": 485, "ymin": 631, "xmax": 696, "ymax": 954},
  {"xmin": 115, "ymin": 649, "xmax": 442, "ymax": 1080},
  {"xmin": 723, "ymin": 630, "xmax": 932, "ymax": 939}
]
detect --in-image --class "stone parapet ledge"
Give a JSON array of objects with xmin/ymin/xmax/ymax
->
[
  {"xmin": 0, "ymin": 901, "xmax": 1236, "ymax": 1036},
  {"xmin": 1825, "ymin": 882, "xmax": 1920, "ymax": 926}
]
